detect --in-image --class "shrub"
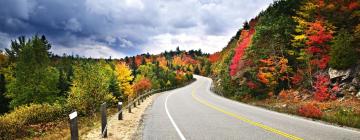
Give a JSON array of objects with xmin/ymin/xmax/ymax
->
[
  {"xmin": 298, "ymin": 103, "xmax": 322, "ymax": 118},
  {"xmin": 0, "ymin": 103, "xmax": 64, "ymax": 139},
  {"xmin": 314, "ymin": 74, "xmax": 330, "ymax": 101}
]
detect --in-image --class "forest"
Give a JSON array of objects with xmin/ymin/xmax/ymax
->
[
  {"xmin": 209, "ymin": 0, "xmax": 360, "ymax": 128},
  {"xmin": 0, "ymin": 35, "xmax": 210, "ymax": 138}
]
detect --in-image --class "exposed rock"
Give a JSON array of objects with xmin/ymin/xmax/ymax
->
[
  {"xmin": 302, "ymin": 94, "xmax": 311, "ymax": 101},
  {"xmin": 328, "ymin": 68, "xmax": 352, "ymax": 80},
  {"xmin": 351, "ymin": 78, "xmax": 359, "ymax": 87},
  {"xmin": 348, "ymin": 86, "xmax": 357, "ymax": 92},
  {"xmin": 339, "ymin": 97, "xmax": 346, "ymax": 102},
  {"xmin": 336, "ymin": 91, "xmax": 344, "ymax": 97},
  {"xmin": 356, "ymin": 91, "xmax": 360, "ymax": 98}
]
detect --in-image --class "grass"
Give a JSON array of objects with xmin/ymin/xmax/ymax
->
[
  {"xmin": 323, "ymin": 107, "xmax": 360, "ymax": 128},
  {"xmin": 27, "ymin": 108, "xmax": 118, "ymax": 140}
]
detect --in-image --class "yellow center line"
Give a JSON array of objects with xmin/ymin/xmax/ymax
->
[{"xmin": 191, "ymin": 83, "xmax": 303, "ymax": 140}]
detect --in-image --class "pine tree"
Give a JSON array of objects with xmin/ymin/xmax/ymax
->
[{"xmin": 6, "ymin": 35, "xmax": 59, "ymax": 108}]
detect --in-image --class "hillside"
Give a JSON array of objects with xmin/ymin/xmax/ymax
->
[{"xmin": 209, "ymin": 0, "xmax": 360, "ymax": 128}]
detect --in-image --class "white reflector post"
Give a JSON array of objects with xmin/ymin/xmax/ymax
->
[{"xmin": 69, "ymin": 111, "xmax": 78, "ymax": 120}]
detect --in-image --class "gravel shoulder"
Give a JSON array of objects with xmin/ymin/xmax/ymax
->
[{"xmin": 83, "ymin": 95, "xmax": 157, "ymax": 140}]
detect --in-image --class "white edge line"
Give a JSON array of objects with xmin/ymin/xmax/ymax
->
[{"xmin": 165, "ymin": 92, "xmax": 186, "ymax": 140}]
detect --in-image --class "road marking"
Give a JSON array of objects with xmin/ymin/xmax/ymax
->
[
  {"xmin": 165, "ymin": 92, "xmax": 186, "ymax": 140},
  {"xmin": 191, "ymin": 83, "xmax": 303, "ymax": 140}
]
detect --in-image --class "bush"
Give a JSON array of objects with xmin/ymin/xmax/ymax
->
[
  {"xmin": 313, "ymin": 74, "xmax": 330, "ymax": 102},
  {"xmin": 0, "ymin": 103, "xmax": 65, "ymax": 139},
  {"xmin": 298, "ymin": 103, "xmax": 322, "ymax": 119},
  {"xmin": 329, "ymin": 30, "xmax": 358, "ymax": 69}
]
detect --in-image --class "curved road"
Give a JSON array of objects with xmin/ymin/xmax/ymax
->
[{"xmin": 142, "ymin": 75, "xmax": 360, "ymax": 140}]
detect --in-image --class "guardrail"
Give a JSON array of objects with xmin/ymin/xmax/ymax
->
[{"xmin": 67, "ymin": 81, "xmax": 194, "ymax": 140}]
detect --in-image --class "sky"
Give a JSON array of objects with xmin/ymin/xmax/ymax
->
[{"xmin": 0, "ymin": 0, "xmax": 273, "ymax": 58}]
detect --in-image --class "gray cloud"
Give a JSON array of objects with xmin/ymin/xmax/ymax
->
[{"xmin": 0, "ymin": 0, "xmax": 272, "ymax": 58}]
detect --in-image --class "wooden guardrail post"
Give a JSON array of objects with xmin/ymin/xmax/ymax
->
[
  {"xmin": 101, "ymin": 102, "xmax": 107, "ymax": 138},
  {"xmin": 133, "ymin": 100, "xmax": 136, "ymax": 107},
  {"xmin": 69, "ymin": 111, "xmax": 79, "ymax": 140},
  {"xmin": 118, "ymin": 102, "xmax": 123, "ymax": 120},
  {"xmin": 128, "ymin": 102, "xmax": 132, "ymax": 113}
]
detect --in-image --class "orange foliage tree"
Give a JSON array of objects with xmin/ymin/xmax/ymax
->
[{"xmin": 133, "ymin": 77, "xmax": 152, "ymax": 94}]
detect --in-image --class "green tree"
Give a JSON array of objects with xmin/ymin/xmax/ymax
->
[
  {"xmin": 0, "ymin": 51, "xmax": 10, "ymax": 114},
  {"xmin": 56, "ymin": 55, "xmax": 73, "ymax": 98},
  {"xmin": 67, "ymin": 61, "xmax": 115, "ymax": 114},
  {"xmin": 329, "ymin": 30, "xmax": 358, "ymax": 69},
  {"xmin": 136, "ymin": 63, "xmax": 160, "ymax": 89},
  {"xmin": 6, "ymin": 36, "xmax": 60, "ymax": 108}
]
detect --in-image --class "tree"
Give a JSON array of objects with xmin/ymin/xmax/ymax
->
[
  {"xmin": 329, "ymin": 30, "xmax": 357, "ymax": 69},
  {"xmin": 56, "ymin": 55, "xmax": 73, "ymax": 98},
  {"xmin": 136, "ymin": 63, "xmax": 160, "ymax": 89},
  {"xmin": 115, "ymin": 62, "xmax": 134, "ymax": 100},
  {"xmin": 0, "ymin": 52, "xmax": 9, "ymax": 114},
  {"xmin": 133, "ymin": 77, "xmax": 152, "ymax": 94},
  {"xmin": 6, "ymin": 36, "xmax": 59, "ymax": 108},
  {"xmin": 67, "ymin": 61, "xmax": 115, "ymax": 114}
]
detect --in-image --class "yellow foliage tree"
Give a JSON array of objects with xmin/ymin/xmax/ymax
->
[{"xmin": 115, "ymin": 62, "xmax": 134, "ymax": 100}]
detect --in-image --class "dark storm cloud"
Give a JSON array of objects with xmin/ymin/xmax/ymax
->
[{"xmin": 0, "ymin": 0, "xmax": 273, "ymax": 58}]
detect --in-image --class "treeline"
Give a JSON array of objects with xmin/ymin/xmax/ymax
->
[
  {"xmin": 209, "ymin": 0, "xmax": 359, "ymax": 120},
  {"xmin": 0, "ymin": 35, "xmax": 208, "ymax": 138}
]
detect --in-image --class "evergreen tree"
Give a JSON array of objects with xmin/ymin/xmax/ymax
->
[
  {"xmin": 6, "ymin": 35, "xmax": 59, "ymax": 108},
  {"xmin": 329, "ymin": 30, "xmax": 358, "ymax": 69}
]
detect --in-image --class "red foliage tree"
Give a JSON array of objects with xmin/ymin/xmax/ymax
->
[
  {"xmin": 313, "ymin": 74, "xmax": 330, "ymax": 101},
  {"xmin": 208, "ymin": 52, "xmax": 220, "ymax": 63},
  {"xmin": 135, "ymin": 55, "xmax": 144, "ymax": 67},
  {"xmin": 183, "ymin": 55, "xmax": 197, "ymax": 65},
  {"xmin": 247, "ymin": 81, "xmax": 258, "ymax": 89},
  {"xmin": 348, "ymin": 1, "xmax": 359, "ymax": 10},
  {"xmin": 290, "ymin": 70, "xmax": 303, "ymax": 85},
  {"xmin": 229, "ymin": 29, "xmax": 255, "ymax": 76},
  {"xmin": 133, "ymin": 78, "xmax": 152, "ymax": 94},
  {"xmin": 305, "ymin": 21, "xmax": 333, "ymax": 70}
]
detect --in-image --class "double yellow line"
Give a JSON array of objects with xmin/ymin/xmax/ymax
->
[{"xmin": 191, "ymin": 84, "xmax": 303, "ymax": 140}]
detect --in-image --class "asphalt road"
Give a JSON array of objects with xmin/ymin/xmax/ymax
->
[{"xmin": 142, "ymin": 75, "xmax": 360, "ymax": 140}]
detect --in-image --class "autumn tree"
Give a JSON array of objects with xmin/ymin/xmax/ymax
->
[
  {"xmin": 115, "ymin": 62, "xmax": 134, "ymax": 100},
  {"xmin": 133, "ymin": 77, "xmax": 152, "ymax": 94},
  {"xmin": 136, "ymin": 63, "xmax": 160, "ymax": 89}
]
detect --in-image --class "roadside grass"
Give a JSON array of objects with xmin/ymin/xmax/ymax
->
[
  {"xmin": 28, "ymin": 108, "xmax": 117, "ymax": 140},
  {"xmin": 323, "ymin": 107, "xmax": 360, "ymax": 128},
  {"xmin": 239, "ymin": 98, "xmax": 360, "ymax": 129}
]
